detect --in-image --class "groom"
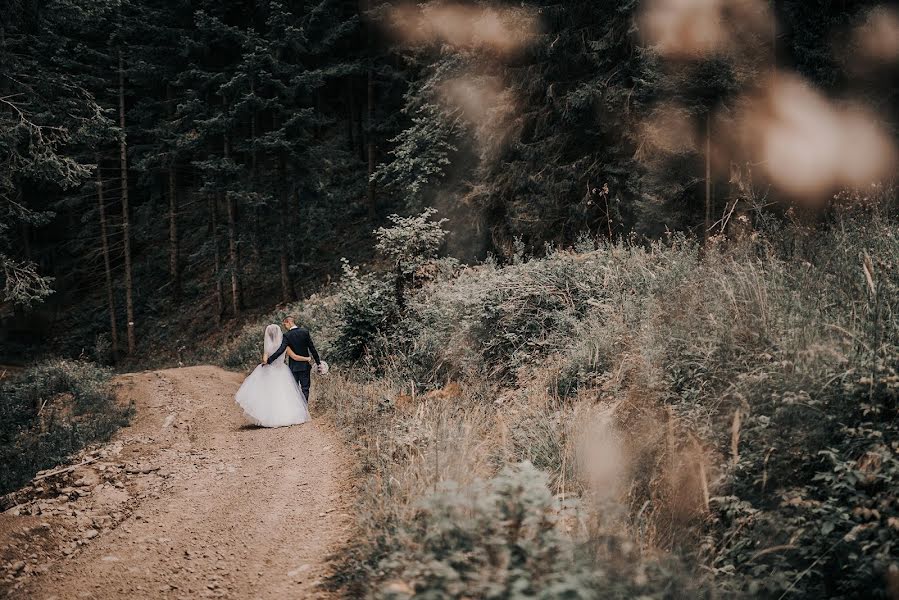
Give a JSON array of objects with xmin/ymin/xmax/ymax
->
[{"xmin": 266, "ymin": 316, "xmax": 321, "ymax": 401}]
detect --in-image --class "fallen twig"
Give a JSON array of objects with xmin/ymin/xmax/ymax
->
[{"xmin": 32, "ymin": 457, "xmax": 99, "ymax": 482}]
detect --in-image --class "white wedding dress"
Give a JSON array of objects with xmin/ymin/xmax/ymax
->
[{"xmin": 235, "ymin": 325, "xmax": 310, "ymax": 428}]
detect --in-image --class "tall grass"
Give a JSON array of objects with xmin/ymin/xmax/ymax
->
[{"xmin": 227, "ymin": 209, "xmax": 898, "ymax": 598}]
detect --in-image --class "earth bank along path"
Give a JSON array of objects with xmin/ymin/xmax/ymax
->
[{"xmin": 0, "ymin": 366, "xmax": 354, "ymax": 600}]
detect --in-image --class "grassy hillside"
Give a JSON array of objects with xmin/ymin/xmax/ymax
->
[
  {"xmin": 223, "ymin": 204, "xmax": 898, "ymax": 598},
  {"xmin": 0, "ymin": 361, "xmax": 132, "ymax": 496}
]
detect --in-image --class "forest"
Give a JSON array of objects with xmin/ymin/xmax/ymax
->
[
  {"xmin": 3, "ymin": 0, "xmax": 895, "ymax": 361},
  {"xmin": 1, "ymin": 0, "xmax": 898, "ymax": 598}
]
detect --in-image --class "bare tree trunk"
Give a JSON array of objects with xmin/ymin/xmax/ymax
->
[
  {"xmin": 356, "ymin": 101, "xmax": 365, "ymax": 162},
  {"xmin": 278, "ymin": 152, "xmax": 294, "ymax": 303},
  {"xmin": 167, "ymin": 85, "xmax": 180, "ymax": 300},
  {"xmin": 96, "ymin": 157, "xmax": 119, "ymax": 358},
  {"xmin": 118, "ymin": 47, "xmax": 135, "ymax": 355},
  {"xmin": 346, "ymin": 79, "xmax": 356, "ymax": 153},
  {"xmin": 704, "ymin": 112, "xmax": 712, "ymax": 243},
  {"xmin": 210, "ymin": 195, "xmax": 223, "ymax": 321},
  {"xmin": 224, "ymin": 136, "xmax": 240, "ymax": 315},
  {"xmin": 366, "ymin": 85, "xmax": 376, "ymax": 218},
  {"xmin": 250, "ymin": 80, "xmax": 261, "ymax": 264},
  {"xmin": 168, "ymin": 167, "xmax": 180, "ymax": 298},
  {"xmin": 271, "ymin": 105, "xmax": 294, "ymax": 304},
  {"xmin": 366, "ymin": 0, "xmax": 376, "ymax": 220}
]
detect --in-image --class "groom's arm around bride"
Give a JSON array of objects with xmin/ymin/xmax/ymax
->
[
  {"xmin": 266, "ymin": 319, "xmax": 320, "ymax": 367},
  {"xmin": 264, "ymin": 317, "xmax": 322, "ymax": 399}
]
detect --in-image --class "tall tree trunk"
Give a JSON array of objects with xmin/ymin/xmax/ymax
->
[
  {"xmin": 167, "ymin": 85, "xmax": 180, "ymax": 300},
  {"xmin": 224, "ymin": 135, "xmax": 240, "ymax": 315},
  {"xmin": 250, "ymin": 80, "xmax": 261, "ymax": 263},
  {"xmin": 278, "ymin": 149, "xmax": 294, "ymax": 303},
  {"xmin": 366, "ymin": 0, "xmax": 377, "ymax": 219},
  {"xmin": 366, "ymin": 77, "xmax": 376, "ymax": 219},
  {"xmin": 704, "ymin": 112, "xmax": 712, "ymax": 243},
  {"xmin": 346, "ymin": 78, "xmax": 356, "ymax": 153},
  {"xmin": 272, "ymin": 110, "xmax": 294, "ymax": 303},
  {"xmin": 356, "ymin": 99, "xmax": 365, "ymax": 162},
  {"xmin": 210, "ymin": 195, "xmax": 223, "ymax": 321},
  {"xmin": 168, "ymin": 166, "xmax": 179, "ymax": 299},
  {"xmin": 118, "ymin": 47, "xmax": 135, "ymax": 355},
  {"xmin": 96, "ymin": 157, "xmax": 119, "ymax": 358},
  {"xmin": 367, "ymin": 81, "xmax": 376, "ymax": 220}
]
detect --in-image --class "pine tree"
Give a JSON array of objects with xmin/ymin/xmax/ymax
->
[
  {"xmin": 127, "ymin": 0, "xmax": 194, "ymax": 301},
  {"xmin": 374, "ymin": 1, "xmax": 648, "ymax": 252},
  {"xmin": 0, "ymin": 3, "xmax": 103, "ymax": 307},
  {"xmin": 181, "ymin": 6, "xmax": 248, "ymax": 317}
]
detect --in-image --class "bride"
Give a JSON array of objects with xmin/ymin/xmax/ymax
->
[{"xmin": 235, "ymin": 324, "xmax": 311, "ymax": 428}]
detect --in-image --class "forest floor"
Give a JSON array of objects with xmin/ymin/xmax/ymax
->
[{"xmin": 0, "ymin": 366, "xmax": 354, "ymax": 600}]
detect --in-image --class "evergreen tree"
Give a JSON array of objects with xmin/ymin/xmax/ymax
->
[
  {"xmin": 3, "ymin": 0, "xmax": 894, "ymax": 357},
  {"xmin": 0, "ymin": 3, "xmax": 104, "ymax": 307}
]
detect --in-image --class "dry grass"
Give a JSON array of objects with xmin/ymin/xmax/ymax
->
[{"xmin": 249, "ymin": 209, "xmax": 899, "ymax": 597}]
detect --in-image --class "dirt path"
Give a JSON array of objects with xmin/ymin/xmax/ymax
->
[{"xmin": 0, "ymin": 366, "xmax": 354, "ymax": 600}]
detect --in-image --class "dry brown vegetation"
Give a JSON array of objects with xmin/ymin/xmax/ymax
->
[{"xmin": 219, "ymin": 197, "xmax": 899, "ymax": 598}]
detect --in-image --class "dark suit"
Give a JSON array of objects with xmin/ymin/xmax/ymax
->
[{"xmin": 267, "ymin": 327, "xmax": 320, "ymax": 400}]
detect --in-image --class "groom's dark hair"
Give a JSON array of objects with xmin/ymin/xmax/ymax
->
[{"xmin": 283, "ymin": 315, "xmax": 296, "ymax": 324}]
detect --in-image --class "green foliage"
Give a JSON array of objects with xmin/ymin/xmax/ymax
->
[
  {"xmin": 0, "ymin": 360, "xmax": 132, "ymax": 494},
  {"xmin": 332, "ymin": 259, "xmax": 396, "ymax": 362},
  {"xmin": 374, "ymin": 103, "xmax": 459, "ymax": 208},
  {"xmin": 222, "ymin": 323, "xmax": 268, "ymax": 370},
  {"xmin": 375, "ymin": 235, "xmax": 697, "ymax": 385},
  {"xmin": 313, "ymin": 371, "xmax": 714, "ymax": 600},
  {"xmin": 710, "ymin": 420, "xmax": 899, "ymax": 598},
  {"xmin": 689, "ymin": 217, "xmax": 899, "ymax": 598},
  {"xmin": 378, "ymin": 462, "xmax": 704, "ymax": 600},
  {"xmin": 2, "ymin": 0, "xmax": 405, "ymax": 359},
  {"xmin": 0, "ymin": 4, "xmax": 106, "ymax": 307},
  {"xmin": 379, "ymin": 462, "xmax": 582, "ymax": 598},
  {"xmin": 0, "ymin": 258, "xmax": 55, "ymax": 309},
  {"xmin": 375, "ymin": 208, "xmax": 449, "ymax": 276},
  {"xmin": 378, "ymin": 1, "xmax": 646, "ymax": 249},
  {"xmin": 327, "ymin": 209, "xmax": 452, "ymax": 362},
  {"xmin": 6, "ymin": 0, "xmax": 891, "ymax": 362}
]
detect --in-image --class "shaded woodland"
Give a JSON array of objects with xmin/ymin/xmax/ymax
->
[{"xmin": 3, "ymin": 0, "xmax": 896, "ymax": 361}]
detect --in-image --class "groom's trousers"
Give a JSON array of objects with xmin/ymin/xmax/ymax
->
[{"xmin": 292, "ymin": 369, "xmax": 312, "ymax": 402}]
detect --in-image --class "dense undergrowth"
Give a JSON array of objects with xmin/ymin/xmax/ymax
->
[
  {"xmin": 223, "ymin": 199, "xmax": 899, "ymax": 599},
  {"xmin": 0, "ymin": 360, "xmax": 132, "ymax": 496}
]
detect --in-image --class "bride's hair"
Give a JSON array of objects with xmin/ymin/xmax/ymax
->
[{"xmin": 264, "ymin": 324, "xmax": 284, "ymax": 357}]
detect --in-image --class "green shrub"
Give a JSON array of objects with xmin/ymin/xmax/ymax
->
[
  {"xmin": 378, "ymin": 462, "xmax": 709, "ymax": 599},
  {"xmin": 332, "ymin": 209, "xmax": 453, "ymax": 363},
  {"xmin": 332, "ymin": 259, "xmax": 398, "ymax": 362},
  {"xmin": 691, "ymin": 224, "xmax": 899, "ymax": 597},
  {"xmin": 0, "ymin": 360, "xmax": 131, "ymax": 494},
  {"xmin": 609, "ymin": 217, "xmax": 899, "ymax": 597},
  {"xmin": 222, "ymin": 322, "xmax": 265, "ymax": 369},
  {"xmin": 375, "ymin": 208, "xmax": 449, "ymax": 278}
]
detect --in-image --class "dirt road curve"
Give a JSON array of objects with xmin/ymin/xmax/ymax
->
[{"xmin": 2, "ymin": 366, "xmax": 353, "ymax": 600}]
